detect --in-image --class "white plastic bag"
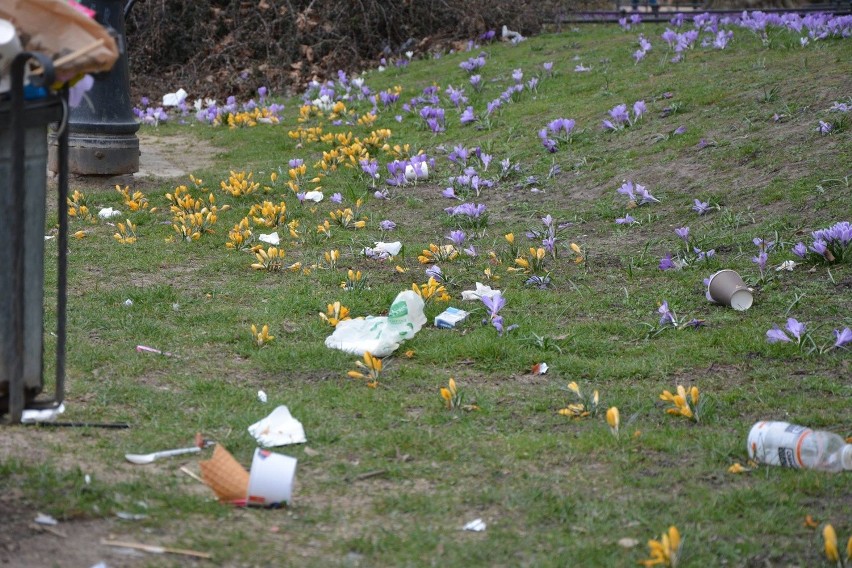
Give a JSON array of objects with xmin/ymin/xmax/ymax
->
[{"xmin": 325, "ymin": 290, "xmax": 426, "ymax": 357}]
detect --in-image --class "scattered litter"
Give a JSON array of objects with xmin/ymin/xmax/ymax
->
[
  {"xmin": 123, "ymin": 299, "xmax": 133, "ymax": 307},
  {"xmin": 199, "ymin": 445, "xmax": 249, "ymax": 503},
  {"xmin": 365, "ymin": 241, "xmax": 402, "ymax": 257},
  {"xmin": 84, "ymin": 474, "xmax": 91, "ymax": 485},
  {"xmin": 125, "ymin": 440, "xmax": 213, "ymax": 465},
  {"xmin": 136, "ymin": 345, "xmax": 173, "ymax": 357},
  {"xmin": 435, "ymin": 307, "xmax": 468, "ymax": 329},
  {"xmin": 101, "ymin": 539, "xmax": 211, "ymax": 560},
  {"xmin": 618, "ymin": 537, "xmax": 640, "ymax": 548},
  {"xmin": 44, "ymin": 235, "xmax": 55, "ymax": 241},
  {"xmin": 257, "ymin": 390, "xmax": 268, "ymax": 403},
  {"xmin": 180, "ymin": 466, "xmax": 204, "ymax": 483},
  {"xmin": 531, "ymin": 362, "xmax": 548, "ymax": 375},
  {"xmin": 162, "ymin": 88, "xmax": 188, "ymax": 107},
  {"xmin": 258, "ymin": 232, "xmax": 280, "ymax": 245},
  {"xmin": 325, "ymin": 290, "xmax": 426, "ymax": 357},
  {"xmin": 463, "ymin": 518, "xmax": 487, "ymax": 532},
  {"xmin": 775, "ymin": 260, "xmax": 797, "ymax": 271},
  {"xmin": 303, "ymin": 190, "xmax": 324, "ymax": 202},
  {"xmin": 248, "ymin": 405, "xmax": 306, "ymax": 447},
  {"xmin": 21, "ymin": 403, "xmax": 65, "ymax": 424},
  {"xmin": 34, "ymin": 513, "xmax": 58, "ymax": 526},
  {"xmin": 247, "ymin": 448, "xmax": 297, "ymax": 506},
  {"xmin": 97, "ymin": 207, "xmax": 121, "ymax": 219},
  {"xmin": 171, "ymin": 303, "xmax": 180, "ymax": 311},
  {"xmin": 706, "ymin": 269, "xmax": 753, "ymax": 311},
  {"xmin": 116, "ymin": 512, "xmax": 148, "ymax": 521},
  {"xmin": 501, "ymin": 25, "xmax": 524, "ymax": 42},
  {"xmin": 461, "ymin": 282, "xmax": 502, "ymax": 301}
]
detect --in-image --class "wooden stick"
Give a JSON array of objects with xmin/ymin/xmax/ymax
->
[
  {"xmin": 180, "ymin": 466, "xmax": 205, "ymax": 483},
  {"xmin": 31, "ymin": 38, "xmax": 106, "ymax": 76},
  {"xmin": 100, "ymin": 539, "xmax": 212, "ymax": 559},
  {"xmin": 53, "ymin": 38, "xmax": 105, "ymax": 68}
]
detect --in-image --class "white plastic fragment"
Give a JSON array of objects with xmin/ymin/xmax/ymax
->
[
  {"xmin": 303, "ymin": 190, "xmax": 324, "ymax": 202},
  {"xmin": 461, "ymin": 282, "xmax": 502, "ymax": 301},
  {"xmin": 374, "ymin": 241, "xmax": 402, "ymax": 256},
  {"xmin": 532, "ymin": 362, "xmax": 548, "ymax": 375},
  {"xmin": 258, "ymin": 232, "xmax": 280, "ymax": 245},
  {"xmin": 21, "ymin": 403, "xmax": 65, "ymax": 424},
  {"xmin": 463, "ymin": 518, "xmax": 486, "ymax": 532},
  {"xmin": 248, "ymin": 405, "xmax": 307, "ymax": 447},
  {"xmin": 34, "ymin": 513, "xmax": 58, "ymax": 526},
  {"xmin": 98, "ymin": 207, "xmax": 121, "ymax": 219},
  {"xmin": 257, "ymin": 390, "xmax": 268, "ymax": 403},
  {"xmin": 162, "ymin": 88, "xmax": 188, "ymax": 106},
  {"xmin": 123, "ymin": 299, "xmax": 133, "ymax": 307},
  {"xmin": 775, "ymin": 260, "xmax": 797, "ymax": 271}
]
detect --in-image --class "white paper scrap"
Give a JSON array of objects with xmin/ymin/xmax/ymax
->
[
  {"xmin": 303, "ymin": 191, "xmax": 324, "ymax": 202},
  {"xmin": 248, "ymin": 405, "xmax": 307, "ymax": 447},
  {"xmin": 463, "ymin": 518, "xmax": 486, "ymax": 532},
  {"xmin": 21, "ymin": 404, "xmax": 65, "ymax": 424},
  {"xmin": 258, "ymin": 232, "xmax": 280, "ymax": 245},
  {"xmin": 98, "ymin": 207, "xmax": 121, "ymax": 219},
  {"xmin": 257, "ymin": 390, "xmax": 268, "ymax": 403},
  {"xmin": 162, "ymin": 88, "xmax": 188, "ymax": 106},
  {"xmin": 461, "ymin": 282, "xmax": 502, "ymax": 301}
]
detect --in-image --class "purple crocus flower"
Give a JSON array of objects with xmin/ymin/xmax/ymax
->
[
  {"xmin": 673, "ymin": 125, "xmax": 687, "ymax": 135},
  {"xmin": 542, "ymin": 61, "xmax": 554, "ymax": 76},
  {"xmin": 675, "ymin": 226, "xmax": 690, "ymax": 241},
  {"xmin": 538, "ymin": 129, "xmax": 558, "ymax": 153},
  {"xmin": 785, "ymin": 318, "xmax": 806, "ymax": 340},
  {"xmin": 609, "ymin": 104, "xmax": 630, "ymax": 125},
  {"xmin": 659, "ymin": 253, "xmax": 675, "ymax": 271},
  {"xmin": 486, "ymin": 99, "xmax": 502, "ymax": 116},
  {"xmin": 633, "ymin": 100, "xmax": 647, "ymax": 121},
  {"xmin": 792, "ymin": 242, "xmax": 807, "ymax": 258},
  {"xmin": 818, "ymin": 120, "xmax": 833, "ymax": 135},
  {"xmin": 425, "ymin": 265, "xmax": 444, "ymax": 282},
  {"xmin": 834, "ymin": 327, "xmax": 852, "ymax": 348},
  {"xmin": 330, "ymin": 193, "xmax": 343, "ymax": 204},
  {"xmin": 289, "ymin": 158, "xmax": 304, "ymax": 168},
  {"xmin": 692, "ymin": 199, "xmax": 711, "ymax": 215},
  {"xmin": 752, "ymin": 251, "xmax": 768, "ymax": 272},
  {"xmin": 616, "ymin": 214, "xmax": 636, "ymax": 225},
  {"xmin": 512, "ymin": 69, "xmax": 523, "ymax": 83},
  {"xmin": 766, "ymin": 326, "xmax": 792, "ymax": 343},
  {"xmin": 379, "ymin": 219, "xmax": 396, "ymax": 231},
  {"xmin": 441, "ymin": 187, "xmax": 457, "ymax": 199},
  {"xmin": 658, "ymin": 301, "xmax": 676, "ymax": 326},
  {"xmin": 447, "ymin": 230, "xmax": 466, "ymax": 246},
  {"xmin": 469, "ymin": 75, "xmax": 483, "ymax": 92},
  {"xmin": 460, "ymin": 106, "xmax": 477, "ymax": 125},
  {"xmin": 636, "ymin": 185, "xmax": 660, "ymax": 204},
  {"xmin": 481, "ymin": 292, "xmax": 506, "ymax": 335}
]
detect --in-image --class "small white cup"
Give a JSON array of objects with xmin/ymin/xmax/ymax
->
[{"xmin": 247, "ymin": 448, "xmax": 297, "ymax": 506}]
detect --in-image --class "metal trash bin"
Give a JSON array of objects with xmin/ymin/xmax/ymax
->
[{"xmin": 0, "ymin": 52, "xmax": 68, "ymax": 423}]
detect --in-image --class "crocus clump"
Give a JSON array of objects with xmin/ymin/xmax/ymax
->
[{"xmin": 792, "ymin": 221, "xmax": 852, "ymax": 263}]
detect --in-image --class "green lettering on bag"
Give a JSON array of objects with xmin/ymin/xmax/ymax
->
[{"xmin": 387, "ymin": 300, "xmax": 408, "ymax": 323}]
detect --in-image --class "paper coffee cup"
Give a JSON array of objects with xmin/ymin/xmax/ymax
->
[
  {"xmin": 247, "ymin": 448, "xmax": 297, "ymax": 506},
  {"xmin": 707, "ymin": 269, "xmax": 753, "ymax": 311}
]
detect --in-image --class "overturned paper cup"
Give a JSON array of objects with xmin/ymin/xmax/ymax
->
[
  {"xmin": 707, "ymin": 269, "xmax": 753, "ymax": 311},
  {"xmin": 247, "ymin": 449, "xmax": 297, "ymax": 506}
]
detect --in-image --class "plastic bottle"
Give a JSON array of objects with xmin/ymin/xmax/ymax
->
[{"xmin": 747, "ymin": 421, "xmax": 852, "ymax": 473}]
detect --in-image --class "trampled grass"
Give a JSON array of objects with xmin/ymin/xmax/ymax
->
[{"xmin": 4, "ymin": 15, "xmax": 852, "ymax": 568}]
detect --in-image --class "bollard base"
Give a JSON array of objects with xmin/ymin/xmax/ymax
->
[{"xmin": 49, "ymin": 132, "xmax": 140, "ymax": 176}]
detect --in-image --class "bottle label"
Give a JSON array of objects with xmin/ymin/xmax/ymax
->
[{"xmin": 748, "ymin": 421, "xmax": 810, "ymax": 468}]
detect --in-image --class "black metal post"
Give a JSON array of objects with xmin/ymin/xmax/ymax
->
[{"xmin": 48, "ymin": 0, "xmax": 140, "ymax": 175}]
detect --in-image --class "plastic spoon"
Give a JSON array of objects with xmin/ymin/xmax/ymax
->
[{"xmin": 125, "ymin": 446, "xmax": 203, "ymax": 465}]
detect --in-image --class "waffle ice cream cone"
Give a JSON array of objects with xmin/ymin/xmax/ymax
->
[{"xmin": 199, "ymin": 445, "xmax": 249, "ymax": 502}]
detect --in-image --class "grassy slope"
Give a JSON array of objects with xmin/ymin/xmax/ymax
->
[{"xmin": 5, "ymin": 20, "xmax": 852, "ymax": 567}]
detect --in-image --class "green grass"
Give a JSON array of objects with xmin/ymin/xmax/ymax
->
[{"xmin": 4, "ymin": 19, "xmax": 852, "ymax": 568}]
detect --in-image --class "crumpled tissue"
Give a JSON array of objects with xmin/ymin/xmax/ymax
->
[{"xmin": 248, "ymin": 405, "xmax": 306, "ymax": 447}]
